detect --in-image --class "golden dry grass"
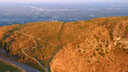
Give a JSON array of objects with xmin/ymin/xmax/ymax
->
[
  {"xmin": 0, "ymin": 16, "xmax": 128, "ymax": 72},
  {"xmin": 50, "ymin": 16, "xmax": 128, "ymax": 72}
]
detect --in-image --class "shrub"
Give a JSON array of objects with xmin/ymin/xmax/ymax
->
[
  {"xmin": 90, "ymin": 55, "xmax": 93, "ymax": 57},
  {"xmin": 8, "ymin": 30, "xmax": 14, "ymax": 33},
  {"xmin": 79, "ymin": 26, "xmax": 84, "ymax": 29},
  {"xmin": 20, "ymin": 56, "xmax": 24, "ymax": 60},
  {"xmin": 123, "ymin": 49, "xmax": 127, "ymax": 51},
  {"xmin": 126, "ymin": 27, "xmax": 128, "ymax": 31},
  {"xmin": 111, "ymin": 37, "xmax": 114, "ymax": 40},
  {"xmin": 93, "ymin": 53, "xmax": 97, "ymax": 56},
  {"xmin": 102, "ymin": 40, "xmax": 105, "ymax": 42},
  {"xmin": 86, "ymin": 60, "xmax": 91, "ymax": 63},
  {"xmin": 96, "ymin": 48, "xmax": 99, "ymax": 51},
  {"xmin": 99, "ymin": 52, "xmax": 105, "ymax": 57},
  {"xmin": 106, "ymin": 45, "xmax": 108, "ymax": 47},
  {"xmin": 0, "ymin": 40, "xmax": 4, "ymax": 48},
  {"xmin": 109, "ymin": 32, "xmax": 114, "ymax": 40},
  {"xmin": 100, "ymin": 45, "xmax": 102, "ymax": 47},
  {"xmin": 83, "ymin": 51, "xmax": 86, "ymax": 53},
  {"xmin": 107, "ymin": 64, "xmax": 110, "ymax": 66},
  {"xmin": 95, "ymin": 36, "xmax": 100, "ymax": 40},
  {"xmin": 78, "ymin": 49, "xmax": 81, "ymax": 52},
  {"xmin": 109, "ymin": 32, "xmax": 113, "ymax": 36},
  {"xmin": 106, "ymin": 51, "xmax": 109, "ymax": 54},
  {"xmin": 95, "ymin": 36, "xmax": 100, "ymax": 42}
]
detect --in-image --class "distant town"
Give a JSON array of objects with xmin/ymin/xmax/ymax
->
[{"xmin": 0, "ymin": 2, "xmax": 128, "ymax": 26}]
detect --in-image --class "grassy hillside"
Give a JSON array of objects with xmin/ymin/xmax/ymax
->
[
  {"xmin": 0, "ymin": 59, "xmax": 24, "ymax": 72},
  {"xmin": 0, "ymin": 16, "xmax": 128, "ymax": 72},
  {"xmin": 50, "ymin": 16, "xmax": 128, "ymax": 72}
]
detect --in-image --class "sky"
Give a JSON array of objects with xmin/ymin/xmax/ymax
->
[{"xmin": 0, "ymin": 0, "xmax": 128, "ymax": 3}]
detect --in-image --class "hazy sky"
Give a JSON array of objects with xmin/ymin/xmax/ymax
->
[{"xmin": 0, "ymin": 0, "xmax": 128, "ymax": 3}]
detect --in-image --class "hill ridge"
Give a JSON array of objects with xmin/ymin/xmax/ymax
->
[{"xmin": 0, "ymin": 16, "xmax": 128, "ymax": 72}]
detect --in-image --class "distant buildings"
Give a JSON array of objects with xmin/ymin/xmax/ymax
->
[{"xmin": 55, "ymin": 19, "xmax": 57, "ymax": 22}]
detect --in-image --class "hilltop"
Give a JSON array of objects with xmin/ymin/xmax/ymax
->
[{"xmin": 0, "ymin": 16, "xmax": 128, "ymax": 72}]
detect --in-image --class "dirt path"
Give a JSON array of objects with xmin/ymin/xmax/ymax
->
[
  {"xmin": 21, "ymin": 49, "xmax": 48, "ymax": 72},
  {"xmin": 16, "ymin": 31, "xmax": 51, "ymax": 72},
  {"xmin": 15, "ymin": 22, "xmax": 98, "ymax": 72},
  {"xmin": 16, "ymin": 31, "xmax": 56, "ymax": 46}
]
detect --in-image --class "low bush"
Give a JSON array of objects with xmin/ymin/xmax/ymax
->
[
  {"xmin": 99, "ymin": 52, "xmax": 105, "ymax": 57},
  {"xmin": 93, "ymin": 53, "xmax": 97, "ymax": 56},
  {"xmin": 86, "ymin": 60, "xmax": 91, "ymax": 63}
]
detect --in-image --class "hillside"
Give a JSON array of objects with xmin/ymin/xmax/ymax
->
[
  {"xmin": 0, "ymin": 16, "xmax": 128, "ymax": 72},
  {"xmin": 50, "ymin": 17, "xmax": 128, "ymax": 72},
  {"xmin": 0, "ymin": 59, "xmax": 24, "ymax": 72}
]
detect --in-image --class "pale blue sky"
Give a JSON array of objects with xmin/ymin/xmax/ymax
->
[{"xmin": 0, "ymin": 0, "xmax": 127, "ymax": 3}]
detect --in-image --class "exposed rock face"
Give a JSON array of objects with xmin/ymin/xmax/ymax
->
[{"xmin": 50, "ymin": 17, "xmax": 128, "ymax": 72}]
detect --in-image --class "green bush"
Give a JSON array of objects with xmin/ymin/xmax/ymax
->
[
  {"xmin": 83, "ymin": 51, "xmax": 86, "ymax": 53},
  {"xmin": 126, "ymin": 27, "xmax": 128, "ymax": 31},
  {"xmin": 109, "ymin": 32, "xmax": 113, "ymax": 36},
  {"xmin": 78, "ymin": 49, "xmax": 81, "ymax": 52},
  {"xmin": 79, "ymin": 26, "xmax": 84, "ymax": 29},
  {"xmin": 109, "ymin": 32, "xmax": 114, "ymax": 40},
  {"xmin": 108, "ymin": 64, "xmax": 110, "ymax": 66},
  {"xmin": 97, "ymin": 61, "xmax": 99, "ymax": 63},
  {"xmin": 99, "ymin": 52, "xmax": 105, "ymax": 57},
  {"xmin": 100, "ymin": 45, "xmax": 102, "ymax": 47},
  {"xmin": 8, "ymin": 30, "xmax": 14, "ymax": 33},
  {"xmin": 93, "ymin": 53, "xmax": 97, "ymax": 56},
  {"xmin": 86, "ymin": 60, "xmax": 91, "ymax": 63},
  {"xmin": 123, "ymin": 49, "xmax": 127, "ymax": 51},
  {"xmin": 95, "ymin": 36, "xmax": 100, "ymax": 42},
  {"xmin": 95, "ymin": 36, "xmax": 100, "ymax": 40},
  {"xmin": 96, "ymin": 48, "xmax": 99, "ymax": 51},
  {"xmin": 0, "ymin": 40, "xmax": 4, "ymax": 48},
  {"xmin": 90, "ymin": 55, "xmax": 93, "ymax": 57},
  {"xmin": 106, "ymin": 45, "xmax": 108, "ymax": 47},
  {"xmin": 106, "ymin": 51, "xmax": 109, "ymax": 54},
  {"xmin": 20, "ymin": 56, "xmax": 24, "ymax": 60}
]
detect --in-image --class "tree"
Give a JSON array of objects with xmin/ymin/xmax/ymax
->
[{"xmin": 0, "ymin": 40, "xmax": 3, "ymax": 48}]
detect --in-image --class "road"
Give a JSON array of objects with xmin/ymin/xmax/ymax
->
[{"xmin": 0, "ymin": 55, "xmax": 40, "ymax": 72}]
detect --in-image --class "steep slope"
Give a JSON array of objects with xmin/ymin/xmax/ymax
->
[
  {"xmin": 0, "ymin": 22, "xmax": 64, "ymax": 71},
  {"xmin": 50, "ymin": 16, "xmax": 128, "ymax": 72},
  {"xmin": 0, "ymin": 16, "xmax": 128, "ymax": 72}
]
